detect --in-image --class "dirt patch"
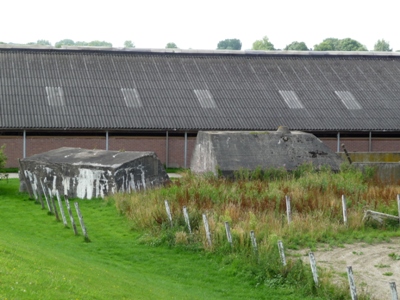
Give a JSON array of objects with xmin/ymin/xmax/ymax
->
[{"xmin": 289, "ymin": 238, "xmax": 400, "ymax": 299}]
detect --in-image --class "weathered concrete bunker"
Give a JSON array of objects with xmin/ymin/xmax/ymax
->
[
  {"xmin": 20, "ymin": 147, "xmax": 169, "ymax": 199},
  {"xmin": 190, "ymin": 127, "xmax": 344, "ymax": 176}
]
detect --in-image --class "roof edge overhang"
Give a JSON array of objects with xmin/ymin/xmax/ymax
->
[{"xmin": 1, "ymin": 44, "xmax": 400, "ymax": 58}]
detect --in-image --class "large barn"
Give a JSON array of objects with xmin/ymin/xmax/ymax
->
[{"xmin": 0, "ymin": 45, "xmax": 399, "ymax": 168}]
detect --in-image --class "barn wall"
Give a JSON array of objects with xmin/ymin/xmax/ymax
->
[
  {"xmin": 1, "ymin": 134, "xmax": 399, "ymax": 169},
  {"xmin": 0, "ymin": 134, "xmax": 196, "ymax": 169}
]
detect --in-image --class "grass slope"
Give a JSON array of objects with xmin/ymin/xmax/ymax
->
[{"xmin": 0, "ymin": 180, "xmax": 318, "ymax": 300}]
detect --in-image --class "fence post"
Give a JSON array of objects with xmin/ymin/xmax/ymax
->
[
  {"xmin": 40, "ymin": 180, "xmax": 52, "ymax": 213},
  {"xmin": 74, "ymin": 202, "xmax": 90, "ymax": 242},
  {"xmin": 224, "ymin": 222, "xmax": 232, "ymax": 247},
  {"xmin": 277, "ymin": 240, "xmax": 286, "ymax": 266},
  {"xmin": 286, "ymin": 195, "xmax": 291, "ymax": 224},
  {"xmin": 51, "ymin": 192, "xmax": 60, "ymax": 221},
  {"xmin": 342, "ymin": 195, "xmax": 348, "ymax": 226},
  {"xmin": 347, "ymin": 266, "xmax": 358, "ymax": 300},
  {"xmin": 65, "ymin": 197, "xmax": 78, "ymax": 236},
  {"xmin": 202, "ymin": 214, "xmax": 212, "ymax": 247},
  {"xmin": 250, "ymin": 230, "xmax": 258, "ymax": 256},
  {"xmin": 397, "ymin": 195, "xmax": 400, "ymax": 225},
  {"xmin": 56, "ymin": 190, "xmax": 68, "ymax": 227},
  {"xmin": 37, "ymin": 186, "xmax": 45, "ymax": 209},
  {"xmin": 183, "ymin": 206, "xmax": 191, "ymax": 234},
  {"xmin": 390, "ymin": 282, "xmax": 398, "ymax": 300},
  {"xmin": 309, "ymin": 252, "xmax": 319, "ymax": 286},
  {"xmin": 164, "ymin": 200, "xmax": 173, "ymax": 227}
]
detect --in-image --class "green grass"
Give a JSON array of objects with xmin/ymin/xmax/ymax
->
[{"xmin": 0, "ymin": 179, "xmax": 323, "ymax": 300}]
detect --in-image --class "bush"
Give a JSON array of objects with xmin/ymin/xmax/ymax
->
[{"xmin": 0, "ymin": 145, "xmax": 7, "ymax": 170}]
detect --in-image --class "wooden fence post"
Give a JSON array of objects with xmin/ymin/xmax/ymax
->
[
  {"xmin": 164, "ymin": 200, "xmax": 173, "ymax": 227},
  {"xmin": 202, "ymin": 214, "xmax": 212, "ymax": 247},
  {"xmin": 389, "ymin": 282, "xmax": 398, "ymax": 300},
  {"xmin": 277, "ymin": 240, "xmax": 286, "ymax": 266},
  {"xmin": 183, "ymin": 206, "xmax": 191, "ymax": 234},
  {"xmin": 37, "ymin": 186, "xmax": 45, "ymax": 209},
  {"xmin": 65, "ymin": 197, "xmax": 78, "ymax": 236},
  {"xmin": 286, "ymin": 195, "xmax": 291, "ymax": 224},
  {"xmin": 40, "ymin": 180, "xmax": 52, "ymax": 213},
  {"xmin": 347, "ymin": 266, "xmax": 358, "ymax": 300},
  {"xmin": 342, "ymin": 195, "xmax": 348, "ymax": 226},
  {"xmin": 56, "ymin": 190, "xmax": 68, "ymax": 227},
  {"xmin": 51, "ymin": 192, "xmax": 60, "ymax": 221},
  {"xmin": 309, "ymin": 252, "xmax": 319, "ymax": 286},
  {"xmin": 224, "ymin": 222, "xmax": 232, "ymax": 247},
  {"xmin": 74, "ymin": 202, "xmax": 90, "ymax": 242}
]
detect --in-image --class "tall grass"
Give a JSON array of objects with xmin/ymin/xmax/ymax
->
[{"xmin": 109, "ymin": 163, "xmax": 399, "ymax": 299}]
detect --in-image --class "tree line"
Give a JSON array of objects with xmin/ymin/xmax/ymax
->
[
  {"xmin": 0, "ymin": 37, "xmax": 395, "ymax": 52},
  {"xmin": 217, "ymin": 37, "xmax": 393, "ymax": 52}
]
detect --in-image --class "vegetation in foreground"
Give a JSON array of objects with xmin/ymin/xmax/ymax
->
[
  {"xmin": 1, "ymin": 179, "xmax": 323, "ymax": 300},
  {"xmin": 112, "ymin": 163, "xmax": 400, "ymax": 299}
]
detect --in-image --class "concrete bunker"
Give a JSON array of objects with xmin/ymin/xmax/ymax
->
[
  {"xmin": 20, "ymin": 147, "xmax": 169, "ymax": 199},
  {"xmin": 190, "ymin": 127, "xmax": 344, "ymax": 176}
]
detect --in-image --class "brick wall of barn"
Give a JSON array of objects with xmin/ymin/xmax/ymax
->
[{"xmin": 0, "ymin": 135, "xmax": 399, "ymax": 169}]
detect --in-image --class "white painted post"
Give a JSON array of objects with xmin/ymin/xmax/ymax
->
[
  {"xmin": 390, "ymin": 282, "xmax": 398, "ymax": 300},
  {"xmin": 309, "ymin": 252, "xmax": 319, "ymax": 286},
  {"xmin": 37, "ymin": 187, "xmax": 45, "ymax": 209},
  {"xmin": 347, "ymin": 266, "xmax": 358, "ymax": 300},
  {"xmin": 277, "ymin": 240, "xmax": 287, "ymax": 266},
  {"xmin": 183, "ymin": 206, "xmax": 191, "ymax": 234},
  {"xmin": 224, "ymin": 222, "xmax": 232, "ymax": 246},
  {"xmin": 286, "ymin": 195, "xmax": 291, "ymax": 224},
  {"xmin": 65, "ymin": 198, "xmax": 78, "ymax": 235},
  {"xmin": 164, "ymin": 200, "xmax": 173, "ymax": 227},
  {"xmin": 40, "ymin": 180, "xmax": 52, "ymax": 212},
  {"xmin": 51, "ymin": 194, "xmax": 60, "ymax": 221},
  {"xmin": 202, "ymin": 214, "xmax": 212, "ymax": 247},
  {"xmin": 397, "ymin": 195, "xmax": 400, "ymax": 225},
  {"xmin": 342, "ymin": 195, "xmax": 348, "ymax": 226},
  {"xmin": 250, "ymin": 230, "xmax": 258, "ymax": 254},
  {"xmin": 56, "ymin": 190, "xmax": 68, "ymax": 227},
  {"xmin": 74, "ymin": 202, "xmax": 90, "ymax": 242}
]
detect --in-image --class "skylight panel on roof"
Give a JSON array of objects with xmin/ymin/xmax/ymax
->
[
  {"xmin": 194, "ymin": 89, "xmax": 216, "ymax": 108},
  {"xmin": 121, "ymin": 88, "xmax": 142, "ymax": 108},
  {"xmin": 335, "ymin": 91, "xmax": 362, "ymax": 110},
  {"xmin": 279, "ymin": 90, "xmax": 304, "ymax": 109},
  {"xmin": 45, "ymin": 87, "xmax": 65, "ymax": 106}
]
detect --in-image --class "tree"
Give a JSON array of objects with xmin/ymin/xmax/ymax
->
[
  {"xmin": 217, "ymin": 39, "xmax": 242, "ymax": 50},
  {"xmin": 124, "ymin": 40, "xmax": 135, "ymax": 48},
  {"xmin": 36, "ymin": 40, "xmax": 52, "ymax": 46},
  {"xmin": 374, "ymin": 39, "xmax": 392, "ymax": 51},
  {"xmin": 165, "ymin": 42, "xmax": 178, "ymax": 49},
  {"xmin": 55, "ymin": 39, "xmax": 75, "ymax": 48},
  {"xmin": 0, "ymin": 145, "xmax": 7, "ymax": 170},
  {"xmin": 284, "ymin": 41, "xmax": 308, "ymax": 51},
  {"xmin": 87, "ymin": 40, "xmax": 112, "ymax": 47},
  {"xmin": 314, "ymin": 38, "xmax": 367, "ymax": 51},
  {"xmin": 252, "ymin": 36, "xmax": 274, "ymax": 50}
]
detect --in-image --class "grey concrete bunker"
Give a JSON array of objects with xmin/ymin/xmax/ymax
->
[
  {"xmin": 20, "ymin": 147, "xmax": 169, "ymax": 199},
  {"xmin": 190, "ymin": 127, "xmax": 344, "ymax": 176}
]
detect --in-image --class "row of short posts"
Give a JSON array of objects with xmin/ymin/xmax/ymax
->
[
  {"xmin": 165, "ymin": 197, "xmax": 399, "ymax": 299},
  {"xmin": 32, "ymin": 178, "xmax": 90, "ymax": 242}
]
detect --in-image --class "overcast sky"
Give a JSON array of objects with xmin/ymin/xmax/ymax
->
[{"xmin": 2, "ymin": 0, "xmax": 399, "ymax": 51}]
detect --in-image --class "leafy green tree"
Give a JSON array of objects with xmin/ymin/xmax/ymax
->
[
  {"xmin": 124, "ymin": 40, "xmax": 135, "ymax": 48},
  {"xmin": 217, "ymin": 38, "xmax": 242, "ymax": 50},
  {"xmin": 55, "ymin": 39, "xmax": 75, "ymax": 48},
  {"xmin": 314, "ymin": 38, "xmax": 367, "ymax": 51},
  {"xmin": 252, "ymin": 36, "xmax": 274, "ymax": 50},
  {"xmin": 165, "ymin": 42, "xmax": 178, "ymax": 49},
  {"xmin": 284, "ymin": 41, "xmax": 308, "ymax": 51},
  {"xmin": 0, "ymin": 145, "xmax": 7, "ymax": 170},
  {"xmin": 314, "ymin": 38, "xmax": 340, "ymax": 51},
  {"xmin": 36, "ymin": 39, "xmax": 52, "ymax": 46},
  {"xmin": 374, "ymin": 39, "xmax": 392, "ymax": 51}
]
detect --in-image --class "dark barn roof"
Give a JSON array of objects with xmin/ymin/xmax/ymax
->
[{"xmin": 0, "ymin": 46, "xmax": 399, "ymax": 132}]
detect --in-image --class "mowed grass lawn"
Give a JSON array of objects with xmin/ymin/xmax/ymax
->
[{"xmin": 0, "ymin": 179, "xmax": 320, "ymax": 300}]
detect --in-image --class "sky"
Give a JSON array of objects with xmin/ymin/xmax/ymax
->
[{"xmin": 2, "ymin": 0, "xmax": 399, "ymax": 51}]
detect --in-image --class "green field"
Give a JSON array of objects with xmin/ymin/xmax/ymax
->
[{"xmin": 0, "ymin": 179, "xmax": 322, "ymax": 300}]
